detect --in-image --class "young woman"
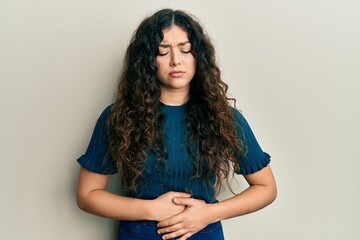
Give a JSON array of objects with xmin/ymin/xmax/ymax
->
[{"xmin": 76, "ymin": 8, "xmax": 277, "ymax": 240}]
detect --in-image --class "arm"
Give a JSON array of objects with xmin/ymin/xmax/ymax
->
[
  {"xmin": 209, "ymin": 164, "xmax": 277, "ymax": 221},
  {"xmin": 76, "ymin": 166, "xmax": 191, "ymax": 221},
  {"xmin": 157, "ymin": 164, "xmax": 277, "ymax": 240}
]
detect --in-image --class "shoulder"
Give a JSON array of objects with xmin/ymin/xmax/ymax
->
[
  {"xmin": 100, "ymin": 104, "xmax": 113, "ymax": 118},
  {"xmin": 229, "ymin": 107, "xmax": 256, "ymax": 143},
  {"xmin": 90, "ymin": 104, "xmax": 114, "ymax": 136},
  {"xmin": 230, "ymin": 106, "xmax": 247, "ymax": 127},
  {"xmin": 96, "ymin": 104, "xmax": 114, "ymax": 125}
]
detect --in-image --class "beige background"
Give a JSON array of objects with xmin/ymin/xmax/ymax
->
[{"xmin": 1, "ymin": 0, "xmax": 359, "ymax": 239}]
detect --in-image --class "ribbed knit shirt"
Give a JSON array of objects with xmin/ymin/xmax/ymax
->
[{"xmin": 77, "ymin": 103, "xmax": 271, "ymax": 203}]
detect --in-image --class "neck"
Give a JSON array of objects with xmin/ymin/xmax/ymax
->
[{"xmin": 159, "ymin": 88, "xmax": 189, "ymax": 106}]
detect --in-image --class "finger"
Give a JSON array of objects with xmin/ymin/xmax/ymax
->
[
  {"xmin": 172, "ymin": 197, "xmax": 196, "ymax": 206},
  {"xmin": 157, "ymin": 222, "xmax": 183, "ymax": 234},
  {"xmin": 174, "ymin": 192, "xmax": 191, "ymax": 198},
  {"xmin": 161, "ymin": 228, "xmax": 188, "ymax": 240},
  {"xmin": 178, "ymin": 232, "xmax": 193, "ymax": 240},
  {"xmin": 158, "ymin": 214, "xmax": 183, "ymax": 227}
]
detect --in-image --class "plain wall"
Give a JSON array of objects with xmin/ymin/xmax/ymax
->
[{"xmin": 1, "ymin": 0, "xmax": 359, "ymax": 239}]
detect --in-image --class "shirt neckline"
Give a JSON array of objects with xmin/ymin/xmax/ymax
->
[{"xmin": 160, "ymin": 101, "xmax": 188, "ymax": 110}]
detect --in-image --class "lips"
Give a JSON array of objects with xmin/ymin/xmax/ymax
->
[{"xmin": 169, "ymin": 71, "xmax": 185, "ymax": 78}]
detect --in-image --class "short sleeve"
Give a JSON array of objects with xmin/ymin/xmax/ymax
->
[
  {"xmin": 232, "ymin": 108, "xmax": 271, "ymax": 175},
  {"xmin": 77, "ymin": 105, "xmax": 118, "ymax": 175}
]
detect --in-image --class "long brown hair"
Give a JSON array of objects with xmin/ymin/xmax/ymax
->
[{"xmin": 107, "ymin": 9, "xmax": 245, "ymax": 195}]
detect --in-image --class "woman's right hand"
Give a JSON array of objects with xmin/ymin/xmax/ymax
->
[{"xmin": 150, "ymin": 191, "xmax": 191, "ymax": 221}]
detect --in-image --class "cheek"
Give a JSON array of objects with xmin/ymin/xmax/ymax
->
[
  {"xmin": 190, "ymin": 58, "xmax": 196, "ymax": 73},
  {"xmin": 155, "ymin": 61, "xmax": 166, "ymax": 80},
  {"xmin": 156, "ymin": 59, "xmax": 166, "ymax": 72}
]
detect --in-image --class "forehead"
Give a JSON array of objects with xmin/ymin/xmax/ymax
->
[{"xmin": 160, "ymin": 25, "xmax": 189, "ymax": 44}]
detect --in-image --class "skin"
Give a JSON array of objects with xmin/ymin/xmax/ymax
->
[
  {"xmin": 77, "ymin": 167, "xmax": 191, "ymax": 221},
  {"xmin": 76, "ymin": 24, "xmax": 277, "ymax": 240},
  {"xmin": 155, "ymin": 25, "xmax": 196, "ymax": 106}
]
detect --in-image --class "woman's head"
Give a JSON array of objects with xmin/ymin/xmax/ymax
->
[
  {"xmin": 156, "ymin": 24, "xmax": 196, "ymax": 101},
  {"xmin": 120, "ymin": 9, "xmax": 219, "ymax": 102},
  {"xmin": 109, "ymin": 9, "xmax": 243, "ymax": 196}
]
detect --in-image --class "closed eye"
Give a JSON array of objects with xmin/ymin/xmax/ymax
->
[
  {"xmin": 157, "ymin": 49, "xmax": 191, "ymax": 56},
  {"xmin": 181, "ymin": 50, "xmax": 192, "ymax": 54},
  {"xmin": 158, "ymin": 52, "xmax": 169, "ymax": 56}
]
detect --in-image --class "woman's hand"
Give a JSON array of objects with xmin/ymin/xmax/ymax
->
[
  {"xmin": 150, "ymin": 191, "xmax": 192, "ymax": 222},
  {"xmin": 157, "ymin": 197, "xmax": 215, "ymax": 240}
]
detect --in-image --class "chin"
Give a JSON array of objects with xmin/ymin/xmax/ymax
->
[
  {"xmin": 169, "ymin": 83, "xmax": 191, "ymax": 90},
  {"xmin": 162, "ymin": 80, "xmax": 191, "ymax": 90}
]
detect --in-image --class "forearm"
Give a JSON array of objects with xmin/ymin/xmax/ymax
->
[
  {"xmin": 209, "ymin": 184, "xmax": 277, "ymax": 223},
  {"xmin": 77, "ymin": 189, "xmax": 153, "ymax": 221}
]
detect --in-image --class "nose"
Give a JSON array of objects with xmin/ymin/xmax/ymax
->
[{"xmin": 170, "ymin": 50, "xmax": 181, "ymax": 66}]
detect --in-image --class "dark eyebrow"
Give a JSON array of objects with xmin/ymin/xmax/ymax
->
[{"xmin": 159, "ymin": 41, "xmax": 190, "ymax": 48}]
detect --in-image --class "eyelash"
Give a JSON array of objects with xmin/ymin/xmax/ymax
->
[
  {"xmin": 158, "ymin": 50, "xmax": 192, "ymax": 56},
  {"xmin": 182, "ymin": 50, "xmax": 192, "ymax": 54}
]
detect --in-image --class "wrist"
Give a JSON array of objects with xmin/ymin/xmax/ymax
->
[
  {"xmin": 207, "ymin": 202, "xmax": 223, "ymax": 223},
  {"xmin": 143, "ymin": 199, "xmax": 156, "ymax": 221}
]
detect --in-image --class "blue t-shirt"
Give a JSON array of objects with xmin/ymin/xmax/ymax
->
[{"xmin": 77, "ymin": 103, "xmax": 271, "ymax": 203}]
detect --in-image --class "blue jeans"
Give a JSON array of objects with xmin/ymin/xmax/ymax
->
[{"xmin": 117, "ymin": 220, "xmax": 225, "ymax": 240}]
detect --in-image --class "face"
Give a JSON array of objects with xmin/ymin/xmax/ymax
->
[{"xmin": 156, "ymin": 25, "xmax": 196, "ymax": 94}]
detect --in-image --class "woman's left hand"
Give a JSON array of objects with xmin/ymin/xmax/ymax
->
[{"xmin": 157, "ymin": 197, "xmax": 215, "ymax": 240}]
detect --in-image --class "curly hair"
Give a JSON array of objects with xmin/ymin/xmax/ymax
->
[{"xmin": 107, "ymin": 9, "xmax": 245, "ymax": 195}]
